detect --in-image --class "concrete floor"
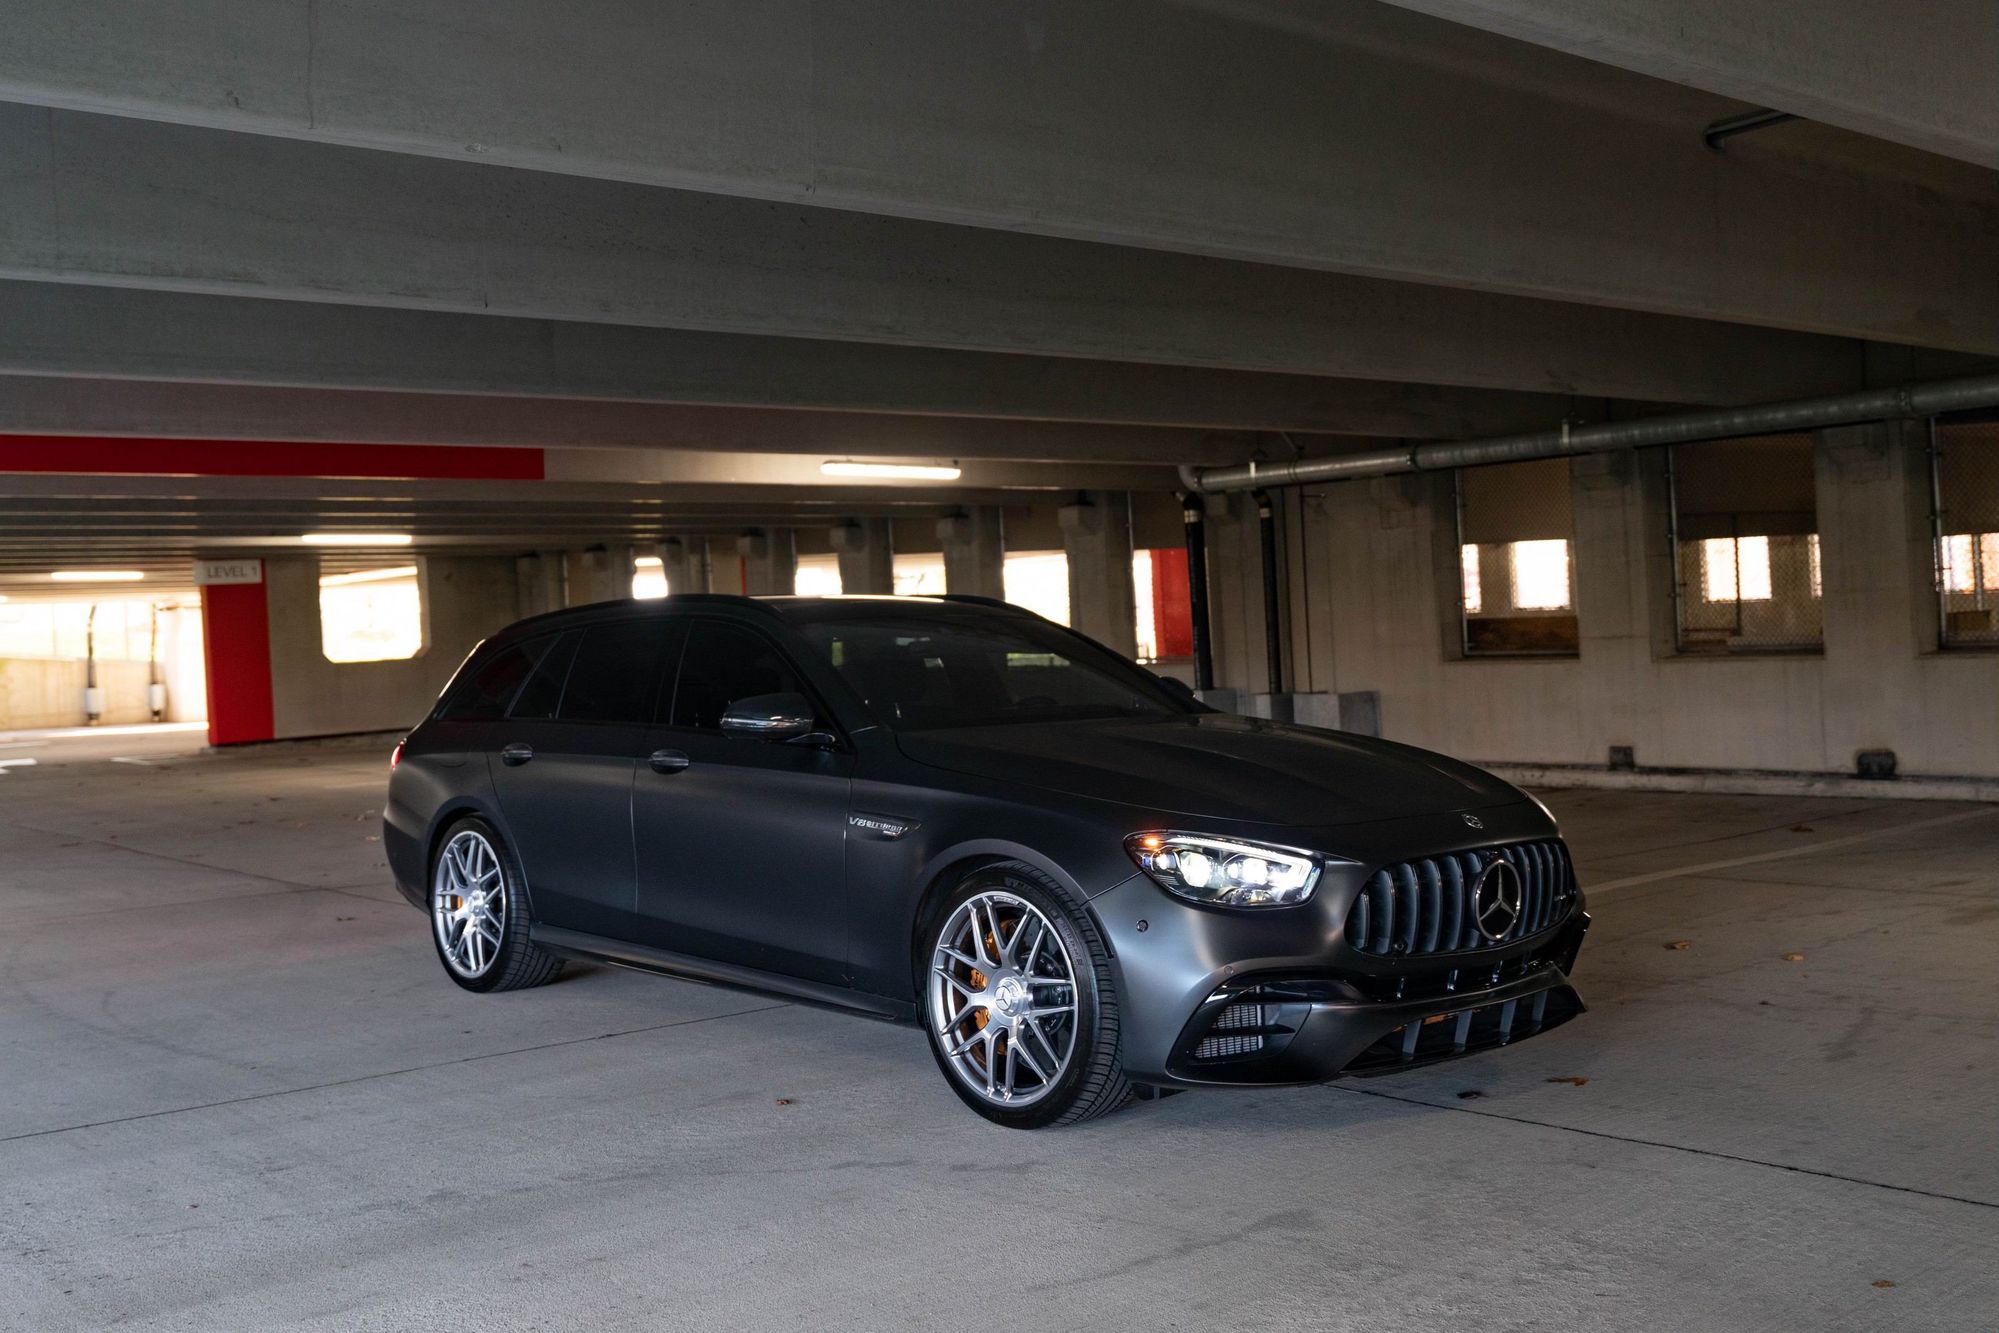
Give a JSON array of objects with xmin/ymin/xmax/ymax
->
[{"xmin": 2, "ymin": 735, "xmax": 1995, "ymax": 1331}]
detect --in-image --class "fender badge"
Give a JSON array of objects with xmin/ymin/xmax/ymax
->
[{"xmin": 848, "ymin": 812, "xmax": 917, "ymax": 841}]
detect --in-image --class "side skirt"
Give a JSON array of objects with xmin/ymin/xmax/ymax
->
[{"xmin": 530, "ymin": 924, "xmax": 918, "ymax": 1025}]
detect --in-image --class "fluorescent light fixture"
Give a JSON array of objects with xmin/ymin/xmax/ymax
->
[
  {"xmin": 50, "ymin": 570, "xmax": 145, "ymax": 582},
  {"xmin": 820, "ymin": 460, "xmax": 962, "ymax": 481},
  {"xmin": 634, "ymin": 555, "xmax": 664, "ymax": 568},
  {"xmin": 301, "ymin": 532, "xmax": 414, "ymax": 546},
  {"xmin": 319, "ymin": 565, "xmax": 419, "ymax": 588}
]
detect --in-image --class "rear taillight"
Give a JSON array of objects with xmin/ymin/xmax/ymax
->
[{"xmin": 390, "ymin": 740, "xmax": 405, "ymax": 769}]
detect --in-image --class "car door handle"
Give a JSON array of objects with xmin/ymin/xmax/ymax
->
[
  {"xmin": 499, "ymin": 743, "xmax": 534, "ymax": 767},
  {"xmin": 648, "ymin": 749, "xmax": 691, "ymax": 775}
]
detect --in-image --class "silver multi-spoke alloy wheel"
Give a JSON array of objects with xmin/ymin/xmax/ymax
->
[
  {"xmin": 432, "ymin": 829, "xmax": 506, "ymax": 980},
  {"xmin": 928, "ymin": 890, "xmax": 1079, "ymax": 1107}
]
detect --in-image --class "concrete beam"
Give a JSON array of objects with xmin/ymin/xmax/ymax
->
[
  {"xmin": 1367, "ymin": 0, "xmax": 1999, "ymax": 172},
  {"xmin": 0, "ymin": 4, "xmax": 1991, "ymax": 352},
  {"xmin": 0, "ymin": 374, "xmax": 1235, "ymax": 467},
  {"xmin": 0, "ymin": 108, "xmax": 1866, "ymax": 403},
  {"xmin": 0, "ymin": 281, "xmax": 1605, "ymax": 439}
]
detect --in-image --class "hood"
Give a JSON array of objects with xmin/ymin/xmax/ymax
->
[{"xmin": 893, "ymin": 712, "xmax": 1523, "ymax": 826}]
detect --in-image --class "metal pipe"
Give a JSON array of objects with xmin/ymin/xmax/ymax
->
[
  {"xmin": 1179, "ymin": 492, "xmax": 1215, "ymax": 691},
  {"xmin": 1182, "ymin": 372, "xmax": 1999, "ymax": 494},
  {"xmin": 1255, "ymin": 490, "xmax": 1283, "ymax": 696},
  {"xmin": 1704, "ymin": 108, "xmax": 1800, "ymax": 151}
]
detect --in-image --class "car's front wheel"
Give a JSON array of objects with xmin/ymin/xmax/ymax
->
[
  {"xmin": 429, "ymin": 817, "xmax": 562, "ymax": 993},
  {"xmin": 921, "ymin": 863, "xmax": 1133, "ymax": 1128}
]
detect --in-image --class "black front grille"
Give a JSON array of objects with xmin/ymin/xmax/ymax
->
[{"xmin": 1345, "ymin": 839, "xmax": 1575, "ymax": 957}]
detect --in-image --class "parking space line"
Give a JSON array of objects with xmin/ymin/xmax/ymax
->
[
  {"xmin": 1331, "ymin": 1084, "xmax": 1998, "ymax": 1211},
  {"xmin": 0, "ymin": 1002, "xmax": 792, "ymax": 1145},
  {"xmin": 1586, "ymin": 806, "xmax": 1999, "ymax": 897}
]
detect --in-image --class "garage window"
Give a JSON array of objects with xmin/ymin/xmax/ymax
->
[
  {"xmin": 1669, "ymin": 436, "xmax": 1821, "ymax": 653},
  {"xmin": 1454, "ymin": 459, "xmax": 1578, "ymax": 656},
  {"xmin": 794, "ymin": 553, "xmax": 842, "ymax": 596},
  {"xmin": 1002, "ymin": 551, "xmax": 1070, "ymax": 625},
  {"xmin": 1933, "ymin": 420, "xmax": 1999, "ymax": 647},
  {"xmin": 320, "ymin": 564, "xmax": 423, "ymax": 663}
]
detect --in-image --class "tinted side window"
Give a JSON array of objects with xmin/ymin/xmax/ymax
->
[
  {"xmin": 438, "ymin": 638, "xmax": 542, "ymax": 720},
  {"xmin": 508, "ymin": 631, "xmax": 577, "ymax": 721},
  {"xmin": 558, "ymin": 621, "xmax": 668, "ymax": 724},
  {"xmin": 669, "ymin": 621, "xmax": 810, "ymax": 731}
]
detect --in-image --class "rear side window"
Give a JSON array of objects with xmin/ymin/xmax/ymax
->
[
  {"xmin": 437, "ymin": 638, "xmax": 545, "ymax": 720},
  {"xmin": 558, "ymin": 620, "xmax": 669, "ymax": 724},
  {"xmin": 668, "ymin": 621, "xmax": 811, "ymax": 731},
  {"xmin": 508, "ymin": 632, "xmax": 577, "ymax": 721}
]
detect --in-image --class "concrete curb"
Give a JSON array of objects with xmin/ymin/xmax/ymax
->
[{"xmin": 1488, "ymin": 764, "xmax": 1999, "ymax": 804}]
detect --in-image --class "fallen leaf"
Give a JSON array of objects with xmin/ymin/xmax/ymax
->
[
  {"xmin": 1546, "ymin": 1076, "xmax": 1589, "ymax": 1087},
  {"xmin": 774, "ymin": 1098, "xmax": 794, "ymax": 1106},
  {"xmin": 1456, "ymin": 1090, "xmax": 1484, "ymax": 1100},
  {"xmin": 1872, "ymin": 1280, "xmax": 1896, "ymax": 1290},
  {"xmin": 1782, "ymin": 952, "xmax": 1804, "ymax": 962},
  {"xmin": 1665, "ymin": 939, "xmax": 1691, "ymax": 950}
]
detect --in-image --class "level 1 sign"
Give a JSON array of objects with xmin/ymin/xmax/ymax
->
[{"xmin": 193, "ymin": 558, "xmax": 264, "ymax": 586}]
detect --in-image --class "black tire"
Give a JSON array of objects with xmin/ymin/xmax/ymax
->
[
  {"xmin": 919, "ymin": 862, "xmax": 1134, "ymax": 1129},
  {"xmin": 427, "ymin": 816, "xmax": 563, "ymax": 994}
]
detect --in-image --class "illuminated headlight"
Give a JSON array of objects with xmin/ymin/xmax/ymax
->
[{"xmin": 1124, "ymin": 832, "xmax": 1322, "ymax": 908}]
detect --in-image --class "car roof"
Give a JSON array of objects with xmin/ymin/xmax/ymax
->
[{"xmin": 492, "ymin": 592, "xmax": 1031, "ymax": 640}]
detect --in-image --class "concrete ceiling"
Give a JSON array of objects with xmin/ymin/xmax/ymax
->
[{"xmin": 0, "ymin": 0, "xmax": 1991, "ymax": 569}]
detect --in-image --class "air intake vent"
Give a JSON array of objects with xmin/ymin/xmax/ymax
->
[
  {"xmin": 1193, "ymin": 999, "xmax": 1270, "ymax": 1060},
  {"xmin": 1345, "ymin": 840, "xmax": 1574, "ymax": 957}
]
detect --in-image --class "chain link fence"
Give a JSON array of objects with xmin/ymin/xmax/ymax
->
[
  {"xmin": 1454, "ymin": 457, "xmax": 1579, "ymax": 656},
  {"xmin": 1933, "ymin": 419, "xmax": 1999, "ymax": 647},
  {"xmin": 1670, "ymin": 435, "xmax": 1822, "ymax": 653}
]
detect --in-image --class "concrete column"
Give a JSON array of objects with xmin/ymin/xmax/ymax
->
[
  {"xmin": 831, "ymin": 520, "xmax": 893, "ymax": 594},
  {"xmin": 1816, "ymin": 420, "xmax": 1939, "ymax": 773},
  {"xmin": 659, "ymin": 537, "xmax": 707, "ymax": 596},
  {"xmin": 1059, "ymin": 492, "xmax": 1138, "ymax": 658},
  {"xmin": 738, "ymin": 528, "xmax": 798, "ymax": 596},
  {"xmin": 515, "ymin": 552, "xmax": 564, "ymax": 619},
  {"xmin": 938, "ymin": 508, "xmax": 1004, "ymax": 600},
  {"xmin": 565, "ymin": 544, "xmax": 635, "ymax": 606}
]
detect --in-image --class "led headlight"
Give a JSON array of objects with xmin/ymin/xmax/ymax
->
[{"xmin": 1125, "ymin": 832, "xmax": 1322, "ymax": 908}]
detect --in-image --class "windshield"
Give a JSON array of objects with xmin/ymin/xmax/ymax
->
[{"xmin": 798, "ymin": 613, "xmax": 1189, "ymax": 731}]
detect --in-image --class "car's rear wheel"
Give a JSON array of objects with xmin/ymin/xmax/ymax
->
[
  {"xmin": 429, "ymin": 817, "xmax": 562, "ymax": 993},
  {"xmin": 921, "ymin": 863, "xmax": 1133, "ymax": 1128}
]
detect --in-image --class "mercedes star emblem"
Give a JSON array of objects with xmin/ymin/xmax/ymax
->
[{"xmin": 1470, "ymin": 858, "xmax": 1524, "ymax": 941}]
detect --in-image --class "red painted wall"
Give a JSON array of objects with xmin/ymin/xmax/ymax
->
[
  {"xmin": 0, "ymin": 437, "xmax": 543, "ymax": 480},
  {"xmin": 200, "ymin": 575, "xmax": 275, "ymax": 746},
  {"xmin": 1150, "ymin": 548, "xmax": 1194, "ymax": 658}
]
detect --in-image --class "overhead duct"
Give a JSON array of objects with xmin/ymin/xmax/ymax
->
[{"xmin": 1180, "ymin": 372, "xmax": 1999, "ymax": 494}]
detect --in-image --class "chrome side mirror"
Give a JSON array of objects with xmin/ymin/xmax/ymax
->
[{"xmin": 720, "ymin": 692, "xmax": 820, "ymax": 743}]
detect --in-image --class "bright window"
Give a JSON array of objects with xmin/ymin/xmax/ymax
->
[
  {"xmin": 794, "ymin": 554, "xmax": 842, "ymax": 596},
  {"xmin": 1701, "ymin": 536, "xmax": 1772, "ymax": 603},
  {"xmin": 1002, "ymin": 551, "xmax": 1070, "ymax": 625},
  {"xmin": 1132, "ymin": 552, "xmax": 1157, "ymax": 661},
  {"xmin": 1942, "ymin": 534, "xmax": 1977, "ymax": 594},
  {"xmin": 320, "ymin": 566, "xmax": 423, "ymax": 663},
  {"xmin": 1808, "ymin": 533, "xmax": 1822, "ymax": 599},
  {"xmin": 892, "ymin": 553, "xmax": 946, "ymax": 597},
  {"xmin": 1509, "ymin": 540, "xmax": 1571, "ymax": 610},
  {"xmin": 631, "ymin": 555, "xmax": 667, "ymax": 600},
  {"xmin": 1460, "ymin": 544, "xmax": 1483, "ymax": 615}
]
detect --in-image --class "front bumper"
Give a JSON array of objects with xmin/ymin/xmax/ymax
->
[{"xmin": 1091, "ymin": 850, "xmax": 1589, "ymax": 1088}]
